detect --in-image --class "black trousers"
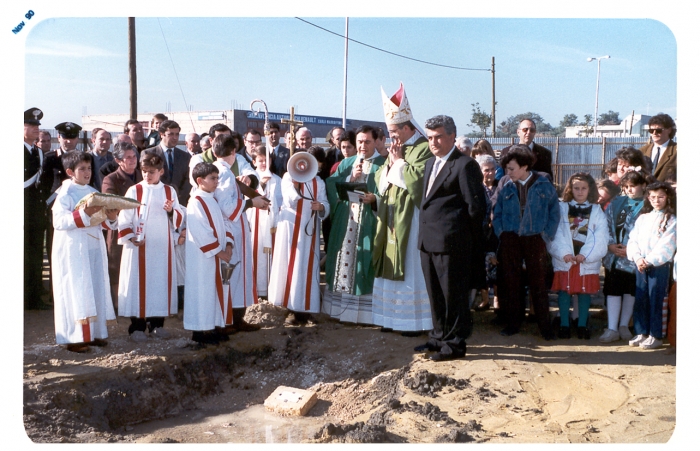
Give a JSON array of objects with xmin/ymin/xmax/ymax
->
[
  {"xmin": 24, "ymin": 203, "xmax": 47, "ymax": 307},
  {"xmin": 420, "ymin": 250, "xmax": 473, "ymax": 355},
  {"xmin": 497, "ymin": 232, "xmax": 552, "ymax": 335}
]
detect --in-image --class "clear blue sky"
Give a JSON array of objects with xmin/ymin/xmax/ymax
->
[{"xmin": 17, "ymin": 8, "xmax": 678, "ymax": 135}]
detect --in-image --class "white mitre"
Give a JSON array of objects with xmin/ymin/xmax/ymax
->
[{"xmin": 380, "ymin": 82, "xmax": 424, "ymax": 136}]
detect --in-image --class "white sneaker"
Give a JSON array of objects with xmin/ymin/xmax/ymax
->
[
  {"xmin": 150, "ymin": 327, "xmax": 170, "ymax": 339},
  {"xmin": 629, "ymin": 334, "xmax": 647, "ymax": 347},
  {"xmin": 640, "ymin": 336, "xmax": 663, "ymax": 349},
  {"xmin": 130, "ymin": 330, "xmax": 148, "ymax": 342},
  {"xmin": 599, "ymin": 328, "xmax": 620, "ymax": 343},
  {"xmin": 618, "ymin": 326, "xmax": 633, "ymax": 341}
]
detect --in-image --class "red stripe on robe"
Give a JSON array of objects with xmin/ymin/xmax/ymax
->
[
  {"xmin": 72, "ymin": 210, "xmax": 86, "ymax": 228},
  {"xmin": 81, "ymin": 322, "xmax": 91, "ymax": 343},
  {"xmin": 196, "ymin": 196, "xmax": 226, "ymax": 322},
  {"xmin": 165, "ymin": 187, "xmax": 174, "ymax": 314},
  {"xmin": 135, "ymin": 184, "xmax": 147, "ymax": 318},
  {"xmin": 282, "ymin": 184, "xmax": 305, "ymax": 308},
  {"xmin": 304, "ymin": 179, "xmax": 318, "ymax": 311}
]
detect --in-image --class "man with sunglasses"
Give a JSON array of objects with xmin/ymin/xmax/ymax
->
[
  {"xmin": 499, "ymin": 119, "xmax": 553, "ymax": 178},
  {"xmin": 641, "ymin": 113, "xmax": 676, "ymax": 182}
]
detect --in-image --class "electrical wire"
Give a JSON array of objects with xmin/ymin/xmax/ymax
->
[
  {"xmin": 295, "ymin": 17, "xmax": 491, "ymax": 72},
  {"xmin": 157, "ymin": 18, "xmax": 197, "ymax": 132}
]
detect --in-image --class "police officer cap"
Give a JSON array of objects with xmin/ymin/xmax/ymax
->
[
  {"xmin": 55, "ymin": 122, "xmax": 83, "ymax": 139},
  {"xmin": 24, "ymin": 107, "xmax": 43, "ymax": 125}
]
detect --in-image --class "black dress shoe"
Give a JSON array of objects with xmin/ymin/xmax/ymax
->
[
  {"xmin": 88, "ymin": 339, "xmax": 108, "ymax": 347},
  {"xmin": 414, "ymin": 343, "xmax": 440, "ymax": 352},
  {"xmin": 542, "ymin": 331, "xmax": 557, "ymax": 341},
  {"xmin": 500, "ymin": 326, "xmax": 519, "ymax": 336},
  {"xmin": 234, "ymin": 321, "xmax": 261, "ymax": 332},
  {"xmin": 557, "ymin": 326, "xmax": 571, "ymax": 339},
  {"xmin": 380, "ymin": 327, "xmax": 393, "ymax": 333},
  {"xmin": 401, "ymin": 331, "xmax": 423, "ymax": 337},
  {"xmin": 429, "ymin": 352, "xmax": 465, "ymax": 362},
  {"xmin": 577, "ymin": 327, "xmax": 591, "ymax": 340},
  {"xmin": 66, "ymin": 343, "xmax": 90, "ymax": 353}
]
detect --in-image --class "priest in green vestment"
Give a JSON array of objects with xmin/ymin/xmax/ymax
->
[{"xmin": 323, "ymin": 126, "xmax": 386, "ymax": 323}]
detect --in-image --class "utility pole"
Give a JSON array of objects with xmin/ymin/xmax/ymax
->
[
  {"xmin": 342, "ymin": 18, "xmax": 349, "ymax": 129},
  {"xmin": 128, "ymin": 18, "xmax": 137, "ymax": 120},
  {"xmin": 491, "ymin": 57, "xmax": 496, "ymax": 138}
]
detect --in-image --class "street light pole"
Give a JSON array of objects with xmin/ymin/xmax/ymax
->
[{"xmin": 587, "ymin": 55, "xmax": 610, "ymax": 136}]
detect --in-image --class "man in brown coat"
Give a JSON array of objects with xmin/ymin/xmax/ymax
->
[{"xmin": 641, "ymin": 113, "xmax": 677, "ymax": 182}]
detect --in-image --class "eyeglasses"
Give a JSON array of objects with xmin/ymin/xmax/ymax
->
[
  {"xmin": 519, "ymin": 127, "xmax": 535, "ymax": 133},
  {"xmin": 649, "ymin": 128, "xmax": 665, "ymax": 135}
]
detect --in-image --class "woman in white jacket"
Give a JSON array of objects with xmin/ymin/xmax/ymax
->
[{"xmin": 547, "ymin": 173, "xmax": 610, "ymax": 339}]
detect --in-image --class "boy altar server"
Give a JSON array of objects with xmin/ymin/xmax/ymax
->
[
  {"xmin": 213, "ymin": 134, "xmax": 270, "ymax": 331},
  {"xmin": 247, "ymin": 145, "xmax": 283, "ymax": 298},
  {"xmin": 184, "ymin": 162, "xmax": 235, "ymax": 345},
  {"xmin": 52, "ymin": 151, "xmax": 119, "ymax": 353},
  {"xmin": 268, "ymin": 148, "xmax": 330, "ymax": 325},
  {"xmin": 118, "ymin": 152, "xmax": 184, "ymax": 341}
]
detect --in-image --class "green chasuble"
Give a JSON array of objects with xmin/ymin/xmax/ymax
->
[
  {"xmin": 372, "ymin": 136, "xmax": 431, "ymax": 281},
  {"xmin": 325, "ymin": 153, "xmax": 386, "ymax": 295},
  {"xmin": 202, "ymin": 148, "xmax": 239, "ymax": 175}
]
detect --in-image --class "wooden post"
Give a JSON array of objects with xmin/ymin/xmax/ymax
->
[{"xmin": 128, "ymin": 18, "xmax": 137, "ymax": 120}]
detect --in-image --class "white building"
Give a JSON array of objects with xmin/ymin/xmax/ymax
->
[{"xmin": 565, "ymin": 113, "xmax": 651, "ymax": 138}]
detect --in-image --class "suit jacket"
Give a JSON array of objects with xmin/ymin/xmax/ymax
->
[
  {"xmin": 418, "ymin": 148, "xmax": 487, "ymax": 254},
  {"xmin": 271, "ymin": 145, "xmax": 290, "ymax": 177},
  {"xmin": 641, "ymin": 140, "xmax": 676, "ymax": 182},
  {"xmin": 500, "ymin": 142, "xmax": 553, "ymax": 177},
  {"xmin": 41, "ymin": 149, "xmax": 100, "ymax": 204},
  {"xmin": 321, "ymin": 146, "xmax": 343, "ymax": 180},
  {"xmin": 144, "ymin": 145, "xmax": 192, "ymax": 206}
]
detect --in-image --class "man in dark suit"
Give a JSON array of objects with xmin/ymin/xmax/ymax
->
[
  {"xmin": 143, "ymin": 120, "xmax": 192, "ymax": 206},
  {"xmin": 268, "ymin": 122, "xmax": 290, "ymax": 177},
  {"xmin": 415, "ymin": 115, "xmax": 487, "ymax": 361},
  {"xmin": 640, "ymin": 113, "xmax": 677, "ymax": 182},
  {"xmin": 499, "ymin": 119, "xmax": 552, "ymax": 178},
  {"xmin": 321, "ymin": 126, "xmax": 345, "ymax": 180},
  {"xmin": 24, "ymin": 107, "xmax": 51, "ymax": 310}
]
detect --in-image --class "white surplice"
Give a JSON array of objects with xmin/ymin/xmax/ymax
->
[
  {"xmin": 246, "ymin": 171, "xmax": 282, "ymax": 297},
  {"xmin": 268, "ymin": 173, "xmax": 330, "ymax": 313},
  {"xmin": 183, "ymin": 189, "xmax": 235, "ymax": 330},
  {"xmin": 117, "ymin": 181, "xmax": 184, "ymax": 318},
  {"xmin": 214, "ymin": 160, "xmax": 256, "ymax": 307},
  {"xmin": 52, "ymin": 179, "xmax": 117, "ymax": 344}
]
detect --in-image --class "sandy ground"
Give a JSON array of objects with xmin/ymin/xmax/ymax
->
[{"xmin": 22, "ymin": 293, "xmax": 677, "ymax": 444}]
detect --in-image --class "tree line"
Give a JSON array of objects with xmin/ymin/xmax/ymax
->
[{"xmin": 468, "ymin": 102, "xmax": 622, "ymax": 138}]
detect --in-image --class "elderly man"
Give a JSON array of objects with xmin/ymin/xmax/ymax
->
[
  {"xmin": 499, "ymin": 119, "xmax": 552, "ymax": 177},
  {"xmin": 296, "ymin": 127, "xmax": 313, "ymax": 151},
  {"xmin": 24, "ymin": 107, "xmax": 50, "ymax": 310},
  {"xmin": 455, "ymin": 135, "xmax": 473, "ymax": 155},
  {"xmin": 91, "ymin": 128, "xmax": 114, "ymax": 188},
  {"xmin": 415, "ymin": 115, "xmax": 486, "ymax": 361},
  {"xmin": 641, "ymin": 113, "xmax": 677, "ymax": 182},
  {"xmin": 185, "ymin": 132, "xmax": 201, "ymax": 156},
  {"xmin": 143, "ymin": 120, "xmax": 191, "ymax": 206},
  {"xmin": 322, "ymin": 126, "xmax": 345, "ymax": 180},
  {"xmin": 372, "ymin": 82, "xmax": 434, "ymax": 335}
]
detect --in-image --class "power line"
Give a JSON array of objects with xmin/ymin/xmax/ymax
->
[
  {"xmin": 157, "ymin": 18, "xmax": 196, "ymax": 131},
  {"xmin": 295, "ymin": 17, "xmax": 490, "ymax": 72}
]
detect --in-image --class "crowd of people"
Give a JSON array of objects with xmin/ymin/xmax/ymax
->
[{"xmin": 22, "ymin": 86, "xmax": 677, "ymax": 360}]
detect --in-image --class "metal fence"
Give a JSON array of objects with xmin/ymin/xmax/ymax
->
[{"xmin": 487, "ymin": 136, "xmax": 651, "ymax": 186}]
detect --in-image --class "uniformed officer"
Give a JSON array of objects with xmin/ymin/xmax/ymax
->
[{"xmin": 24, "ymin": 108, "xmax": 51, "ymax": 310}]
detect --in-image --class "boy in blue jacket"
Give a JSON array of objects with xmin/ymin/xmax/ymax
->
[{"xmin": 493, "ymin": 145, "xmax": 560, "ymax": 340}]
